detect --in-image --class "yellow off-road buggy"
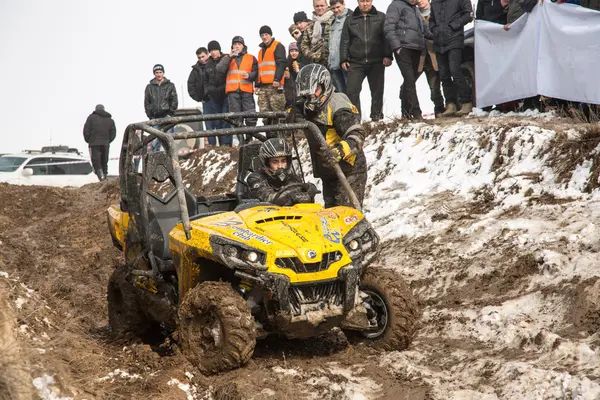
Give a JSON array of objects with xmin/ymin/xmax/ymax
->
[{"xmin": 107, "ymin": 112, "xmax": 419, "ymax": 374}]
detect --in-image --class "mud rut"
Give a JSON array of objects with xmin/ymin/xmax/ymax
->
[{"xmin": 0, "ymin": 181, "xmax": 597, "ymax": 399}]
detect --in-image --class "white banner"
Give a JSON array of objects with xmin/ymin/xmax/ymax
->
[{"xmin": 475, "ymin": 2, "xmax": 600, "ymax": 108}]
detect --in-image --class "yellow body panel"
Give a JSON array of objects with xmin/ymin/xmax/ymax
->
[
  {"xmin": 169, "ymin": 203, "xmax": 364, "ymax": 285},
  {"xmin": 107, "ymin": 204, "xmax": 130, "ymax": 250}
]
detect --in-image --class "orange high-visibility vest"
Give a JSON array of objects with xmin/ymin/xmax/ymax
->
[
  {"xmin": 226, "ymin": 54, "xmax": 254, "ymax": 94},
  {"xmin": 258, "ymin": 40, "xmax": 285, "ymax": 86}
]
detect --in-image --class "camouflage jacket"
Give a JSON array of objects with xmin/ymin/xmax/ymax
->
[{"xmin": 301, "ymin": 15, "xmax": 335, "ymax": 66}]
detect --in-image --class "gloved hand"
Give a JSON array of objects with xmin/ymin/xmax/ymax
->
[
  {"xmin": 301, "ymin": 182, "xmax": 320, "ymax": 198},
  {"xmin": 291, "ymin": 191, "xmax": 312, "ymax": 204},
  {"xmin": 285, "ymin": 107, "xmax": 297, "ymax": 124},
  {"xmin": 319, "ymin": 140, "xmax": 351, "ymax": 166}
]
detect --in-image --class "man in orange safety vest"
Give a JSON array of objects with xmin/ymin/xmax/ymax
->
[
  {"xmin": 257, "ymin": 25, "xmax": 287, "ymax": 128},
  {"xmin": 217, "ymin": 35, "xmax": 258, "ymax": 142}
]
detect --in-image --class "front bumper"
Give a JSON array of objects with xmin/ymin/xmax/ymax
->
[{"xmin": 257, "ymin": 264, "xmax": 359, "ymax": 339}]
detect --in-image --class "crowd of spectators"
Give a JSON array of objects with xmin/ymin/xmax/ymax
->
[{"xmin": 140, "ymin": 0, "xmax": 600, "ymax": 148}]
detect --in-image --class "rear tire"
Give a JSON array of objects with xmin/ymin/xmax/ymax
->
[
  {"xmin": 107, "ymin": 265, "xmax": 150, "ymax": 336},
  {"xmin": 178, "ymin": 281, "xmax": 255, "ymax": 375},
  {"xmin": 345, "ymin": 268, "xmax": 420, "ymax": 351}
]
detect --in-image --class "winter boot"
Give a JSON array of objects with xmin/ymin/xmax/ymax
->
[
  {"xmin": 456, "ymin": 102, "xmax": 473, "ymax": 117},
  {"xmin": 96, "ymin": 169, "xmax": 106, "ymax": 181},
  {"xmin": 440, "ymin": 103, "xmax": 457, "ymax": 118}
]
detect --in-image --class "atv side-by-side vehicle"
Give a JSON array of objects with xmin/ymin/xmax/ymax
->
[{"xmin": 106, "ymin": 112, "xmax": 419, "ymax": 374}]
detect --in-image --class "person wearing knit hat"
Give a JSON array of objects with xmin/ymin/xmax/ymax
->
[
  {"xmin": 293, "ymin": 11, "xmax": 310, "ymax": 30},
  {"xmin": 284, "ymin": 42, "xmax": 302, "ymax": 108},
  {"xmin": 257, "ymin": 25, "xmax": 288, "ymax": 127},
  {"xmin": 301, "ymin": 0, "xmax": 335, "ymax": 66},
  {"xmin": 207, "ymin": 40, "xmax": 221, "ymax": 52},
  {"xmin": 221, "ymin": 34, "xmax": 258, "ymax": 143},
  {"xmin": 144, "ymin": 63, "xmax": 178, "ymax": 151},
  {"xmin": 203, "ymin": 39, "xmax": 233, "ymax": 146}
]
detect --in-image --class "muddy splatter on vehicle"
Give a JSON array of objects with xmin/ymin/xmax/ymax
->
[{"xmin": 106, "ymin": 111, "xmax": 420, "ymax": 374}]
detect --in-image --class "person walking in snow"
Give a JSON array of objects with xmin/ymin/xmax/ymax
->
[
  {"xmin": 301, "ymin": 0, "xmax": 335, "ymax": 67},
  {"xmin": 430, "ymin": 0, "xmax": 474, "ymax": 117},
  {"xmin": 83, "ymin": 104, "xmax": 116, "ymax": 181},
  {"xmin": 288, "ymin": 63, "xmax": 367, "ymax": 208}
]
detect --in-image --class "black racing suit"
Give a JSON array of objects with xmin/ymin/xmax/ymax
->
[
  {"xmin": 247, "ymin": 169, "xmax": 316, "ymax": 206},
  {"xmin": 291, "ymin": 91, "xmax": 367, "ymax": 208}
]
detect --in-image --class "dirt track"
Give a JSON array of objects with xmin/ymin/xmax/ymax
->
[{"xmin": 1, "ymin": 119, "xmax": 599, "ymax": 399}]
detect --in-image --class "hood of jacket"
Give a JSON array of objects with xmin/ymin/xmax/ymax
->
[
  {"xmin": 191, "ymin": 61, "xmax": 205, "ymax": 70},
  {"xmin": 93, "ymin": 109, "xmax": 112, "ymax": 118}
]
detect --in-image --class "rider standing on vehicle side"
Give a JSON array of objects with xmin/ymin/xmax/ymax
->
[
  {"xmin": 288, "ymin": 63, "xmax": 367, "ymax": 208},
  {"xmin": 247, "ymin": 138, "xmax": 319, "ymax": 206}
]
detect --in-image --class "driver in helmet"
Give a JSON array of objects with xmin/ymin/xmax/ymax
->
[
  {"xmin": 247, "ymin": 138, "xmax": 319, "ymax": 206},
  {"xmin": 287, "ymin": 63, "xmax": 367, "ymax": 208}
]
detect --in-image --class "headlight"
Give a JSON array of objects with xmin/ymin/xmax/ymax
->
[
  {"xmin": 348, "ymin": 240, "xmax": 359, "ymax": 251},
  {"xmin": 244, "ymin": 251, "xmax": 259, "ymax": 263},
  {"xmin": 224, "ymin": 244, "xmax": 240, "ymax": 258}
]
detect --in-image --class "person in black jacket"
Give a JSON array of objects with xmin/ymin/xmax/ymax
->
[
  {"xmin": 83, "ymin": 104, "xmax": 116, "ymax": 181},
  {"xmin": 187, "ymin": 47, "xmax": 209, "ymax": 103},
  {"xmin": 430, "ymin": 0, "xmax": 474, "ymax": 117},
  {"xmin": 476, "ymin": 0, "xmax": 507, "ymax": 24},
  {"xmin": 203, "ymin": 41, "xmax": 232, "ymax": 146},
  {"xmin": 144, "ymin": 64, "xmax": 178, "ymax": 152},
  {"xmin": 284, "ymin": 42, "xmax": 302, "ymax": 108},
  {"xmin": 340, "ymin": 0, "xmax": 393, "ymax": 121},
  {"xmin": 385, "ymin": 0, "xmax": 432, "ymax": 120},
  {"xmin": 187, "ymin": 47, "xmax": 209, "ymax": 139},
  {"xmin": 144, "ymin": 64, "xmax": 178, "ymax": 120}
]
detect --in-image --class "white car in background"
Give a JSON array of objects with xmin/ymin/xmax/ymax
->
[{"xmin": 0, "ymin": 146, "xmax": 97, "ymax": 188}]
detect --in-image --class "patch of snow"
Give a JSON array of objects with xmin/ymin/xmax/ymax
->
[
  {"xmin": 33, "ymin": 375, "xmax": 73, "ymax": 400},
  {"xmin": 0, "ymin": 271, "xmax": 8, "ymax": 278},
  {"xmin": 272, "ymin": 366, "xmax": 300, "ymax": 376},
  {"xmin": 96, "ymin": 369, "xmax": 142, "ymax": 382},
  {"xmin": 168, "ymin": 378, "xmax": 199, "ymax": 400},
  {"xmin": 15, "ymin": 296, "xmax": 26, "ymax": 309}
]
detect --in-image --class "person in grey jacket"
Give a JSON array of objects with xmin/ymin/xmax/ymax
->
[
  {"xmin": 328, "ymin": 0, "xmax": 352, "ymax": 93},
  {"xmin": 385, "ymin": 0, "xmax": 432, "ymax": 120}
]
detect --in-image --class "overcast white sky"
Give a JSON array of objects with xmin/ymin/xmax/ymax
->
[{"xmin": 0, "ymin": 0, "xmax": 443, "ymax": 162}]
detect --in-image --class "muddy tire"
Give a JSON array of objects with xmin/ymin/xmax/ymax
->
[
  {"xmin": 177, "ymin": 281, "xmax": 255, "ymax": 375},
  {"xmin": 346, "ymin": 268, "xmax": 420, "ymax": 351},
  {"xmin": 107, "ymin": 265, "xmax": 150, "ymax": 336}
]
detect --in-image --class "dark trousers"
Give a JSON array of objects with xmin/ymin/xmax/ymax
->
[
  {"xmin": 322, "ymin": 171, "xmax": 367, "ymax": 209},
  {"xmin": 437, "ymin": 48, "xmax": 471, "ymax": 105},
  {"xmin": 331, "ymin": 69, "xmax": 348, "ymax": 94},
  {"xmin": 90, "ymin": 144, "xmax": 109, "ymax": 179},
  {"xmin": 346, "ymin": 62, "xmax": 385, "ymax": 120},
  {"xmin": 395, "ymin": 49, "xmax": 422, "ymax": 119},
  {"xmin": 228, "ymin": 91, "xmax": 257, "ymax": 143},
  {"xmin": 419, "ymin": 54, "xmax": 445, "ymax": 115},
  {"xmin": 204, "ymin": 99, "xmax": 232, "ymax": 146}
]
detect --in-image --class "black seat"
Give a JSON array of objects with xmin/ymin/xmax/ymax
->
[
  {"xmin": 147, "ymin": 189, "xmax": 197, "ymax": 260},
  {"xmin": 236, "ymin": 141, "xmax": 262, "ymax": 199}
]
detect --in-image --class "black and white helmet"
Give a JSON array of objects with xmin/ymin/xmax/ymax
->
[
  {"xmin": 258, "ymin": 138, "xmax": 292, "ymax": 181},
  {"xmin": 296, "ymin": 63, "xmax": 333, "ymax": 112}
]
